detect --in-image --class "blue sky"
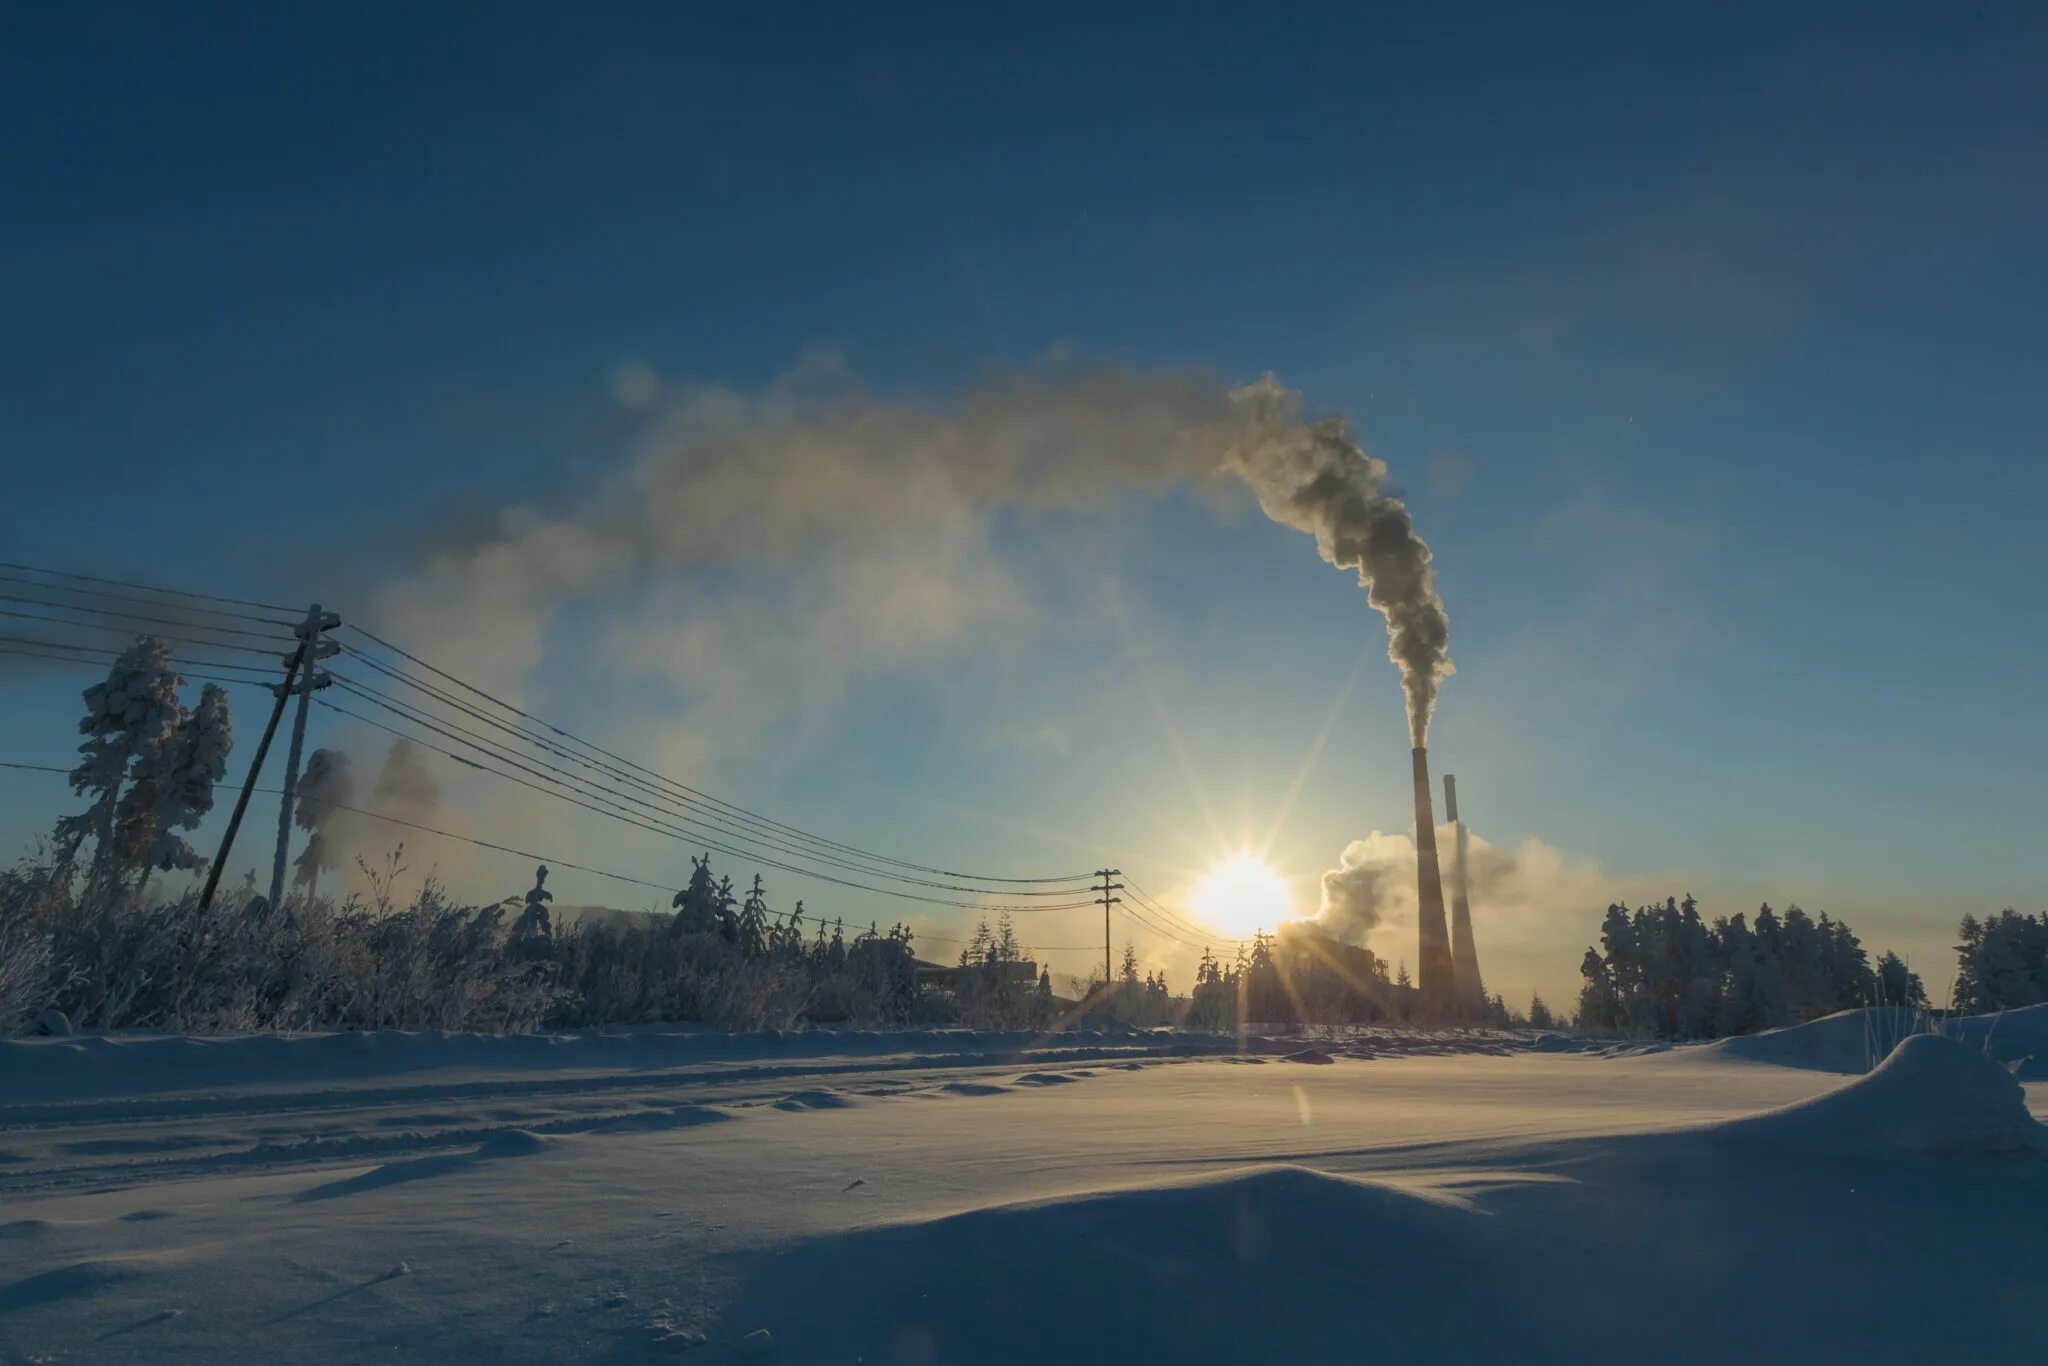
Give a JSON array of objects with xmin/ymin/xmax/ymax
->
[{"xmin": 3, "ymin": 3, "xmax": 2043, "ymax": 1006}]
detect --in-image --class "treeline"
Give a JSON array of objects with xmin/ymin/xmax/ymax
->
[
  {"xmin": 0, "ymin": 848, "xmax": 944, "ymax": 1035},
  {"xmin": 1576, "ymin": 896, "xmax": 1926, "ymax": 1040},
  {"xmin": 1954, "ymin": 910, "xmax": 2048, "ymax": 1012}
]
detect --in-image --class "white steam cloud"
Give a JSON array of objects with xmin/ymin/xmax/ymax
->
[
  {"xmin": 1310, "ymin": 823, "xmax": 1676, "ymax": 1003},
  {"xmin": 373, "ymin": 358, "xmax": 1452, "ymax": 758}
]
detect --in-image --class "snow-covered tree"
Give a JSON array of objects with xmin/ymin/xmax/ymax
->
[
  {"xmin": 778, "ymin": 899, "xmax": 807, "ymax": 958},
  {"xmin": 139, "ymin": 681, "xmax": 232, "ymax": 879},
  {"xmin": 671, "ymin": 855, "xmax": 718, "ymax": 933},
  {"xmin": 509, "ymin": 864, "xmax": 555, "ymax": 946},
  {"xmin": 993, "ymin": 912, "xmax": 1020, "ymax": 965},
  {"xmin": 737, "ymin": 874, "xmax": 769, "ymax": 958},
  {"xmin": 52, "ymin": 637, "xmax": 190, "ymax": 881}
]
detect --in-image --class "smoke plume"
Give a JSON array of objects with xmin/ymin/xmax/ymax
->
[
  {"xmin": 370, "ymin": 738, "xmax": 440, "ymax": 817},
  {"xmin": 376, "ymin": 358, "xmax": 1452, "ymax": 756},
  {"xmin": 291, "ymin": 740, "xmax": 443, "ymax": 892},
  {"xmin": 1224, "ymin": 378, "xmax": 1452, "ymax": 743},
  {"xmin": 1316, "ymin": 831, "xmax": 1416, "ymax": 942}
]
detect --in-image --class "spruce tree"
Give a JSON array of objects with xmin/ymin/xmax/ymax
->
[{"xmin": 738, "ymin": 874, "xmax": 770, "ymax": 958}]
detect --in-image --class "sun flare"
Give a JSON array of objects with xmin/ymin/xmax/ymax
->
[{"xmin": 1190, "ymin": 854, "xmax": 1293, "ymax": 938}]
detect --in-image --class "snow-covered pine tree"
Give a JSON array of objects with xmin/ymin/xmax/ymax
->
[
  {"xmin": 713, "ymin": 876, "xmax": 738, "ymax": 943},
  {"xmin": 510, "ymin": 864, "xmax": 555, "ymax": 946},
  {"xmin": 141, "ymin": 681, "xmax": 233, "ymax": 879},
  {"xmin": 738, "ymin": 875, "xmax": 769, "ymax": 958},
  {"xmin": 961, "ymin": 916, "xmax": 992, "ymax": 968},
  {"xmin": 671, "ymin": 855, "xmax": 718, "ymax": 934},
  {"xmin": 781, "ymin": 900, "xmax": 806, "ymax": 958},
  {"xmin": 52, "ymin": 637, "xmax": 189, "ymax": 883}
]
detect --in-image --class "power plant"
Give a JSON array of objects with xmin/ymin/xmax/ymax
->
[
  {"xmin": 1409, "ymin": 746, "xmax": 1456, "ymax": 1016},
  {"xmin": 1444, "ymin": 773, "xmax": 1485, "ymax": 1017}
]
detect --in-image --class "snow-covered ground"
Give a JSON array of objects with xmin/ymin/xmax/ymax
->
[{"xmin": 3, "ymin": 1013, "xmax": 2044, "ymax": 1364}]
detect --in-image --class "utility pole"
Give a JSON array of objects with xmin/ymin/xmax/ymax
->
[
  {"xmin": 1096, "ymin": 868, "xmax": 1122, "ymax": 993},
  {"xmin": 197, "ymin": 645, "xmax": 302, "ymax": 915},
  {"xmin": 269, "ymin": 602, "xmax": 339, "ymax": 910}
]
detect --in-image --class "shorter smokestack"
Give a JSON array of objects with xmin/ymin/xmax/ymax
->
[
  {"xmin": 1444, "ymin": 774, "xmax": 1485, "ymax": 1019},
  {"xmin": 1411, "ymin": 747, "xmax": 1454, "ymax": 1018}
]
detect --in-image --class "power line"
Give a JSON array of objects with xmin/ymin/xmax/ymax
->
[
  {"xmin": 0, "ymin": 645, "xmax": 284, "ymax": 694},
  {"xmin": 0, "ymin": 572, "xmax": 300, "ymax": 629},
  {"xmin": 341, "ymin": 625, "xmax": 1097, "ymax": 885},
  {"xmin": 0, "ymin": 593, "xmax": 294, "ymax": 644},
  {"xmin": 0, "ymin": 607, "xmax": 293, "ymax": 660},
  {"xmin": 0, "ymin": 634, "xmax": 286, "ymax": 676},
  {"xmin": 0, "ymin": 558, "xmax": 299, "ymax": 614},
  {"xmin": 1122, "ymin": 875, "xmax": 1247, "ymax": 945},
  {"xmin": 323, "ymin": 669, "xmax": 1093, "ymax": 899},
  {"xmin": 1113, "ymin": 899, "xmax": 1222, "ymax": 951},
  {"xmin": 335, "ymin": 641, "xmax": 976, "ymax": 877},
  {"xmin": 310, "ymin": 694, "xmax": 1102, "ymax": 915}
]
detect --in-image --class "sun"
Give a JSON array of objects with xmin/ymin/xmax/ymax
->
[{"xmin": 1190, "ymin": 854, "xmax": 1293, "ymax": 939}]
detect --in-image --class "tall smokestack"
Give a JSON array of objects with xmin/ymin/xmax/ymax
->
[
  {"xmin": 1444, "ymin": 774, "xmax": 1485, "ymax": 1019},
  {"xmin": 1410, "ymin": 747, "xmax": 1454, "ymax": 1018}
]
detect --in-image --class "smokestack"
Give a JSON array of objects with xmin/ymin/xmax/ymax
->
[
  {"xmin": 1410, "ymin": 747, "xmax": 1455, "ymax": 1018},
  {"xmin": 1444, "ymin": 774, "xmax": 1485, "ymax": 1019}
]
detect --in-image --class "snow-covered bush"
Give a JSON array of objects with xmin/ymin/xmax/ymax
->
[{"xmin": 0, "ymin": 914, "xmax": 52, "ymax": 1034}]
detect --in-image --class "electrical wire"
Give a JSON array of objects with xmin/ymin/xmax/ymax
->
[
  {"xmin": 311, "ymin": 693, "xmax": 1103, "ymax": 915},
  {"xmin": 341, "ymin": 625, "xmax": 1098, "ymax": 884},
  {"xmin": 0, "ymin": 558, "xmax": 300, "ymax": 614},
  {"xmin": 0, "ymin": 645, "xmax": 281, "ymax": 693},
  {"xmin": 0, "ymin": 607, "xmax": 294, "ymax": 660},
  {"xmin": 323, "ymin": 670, "xmax": 1094, "ymax": 898},
  {"xmin": 0, "ymin": 572, "xmax": 300, "ymax": 629},
  {"xmin": 0, "ymin": 593, "xmax": 295, "ymax": 644},
  {"xmin": 1122, "ymin": 875, "xmax": 1246, "ymax": 945},
  {"xmin": 0, "ymin": 634, "xmax": 286, "ymax": 676}
]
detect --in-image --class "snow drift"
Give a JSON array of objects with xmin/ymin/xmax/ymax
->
[
  {"xmin": 1712, "ymin": 1033, "xmax": 2048, "ymax": 1157},
  {"xmin": 1706, "ymin": 1003, "xmax": 2048, "ymax": 1076},
  {"xmin": 709, "ymin": 1167, "xmax": 1510, "ymax": 1363}
]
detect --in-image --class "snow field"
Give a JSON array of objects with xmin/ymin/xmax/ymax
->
[{"xmin": 0, "ymin": 1015, "xmax": 2043, "ymax": 1364}]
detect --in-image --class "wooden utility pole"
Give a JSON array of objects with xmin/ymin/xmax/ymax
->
[
  {"xmin": 268, "ymin": 603, "xmax": 340, "ymax": 910},
  {"xmin": 1096, "ymin": 868, "xmax": 1122, "ymax": 991},
  {"xmin": 196, "ymin": 645, "xmax": 302, "ymax": 914}
]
